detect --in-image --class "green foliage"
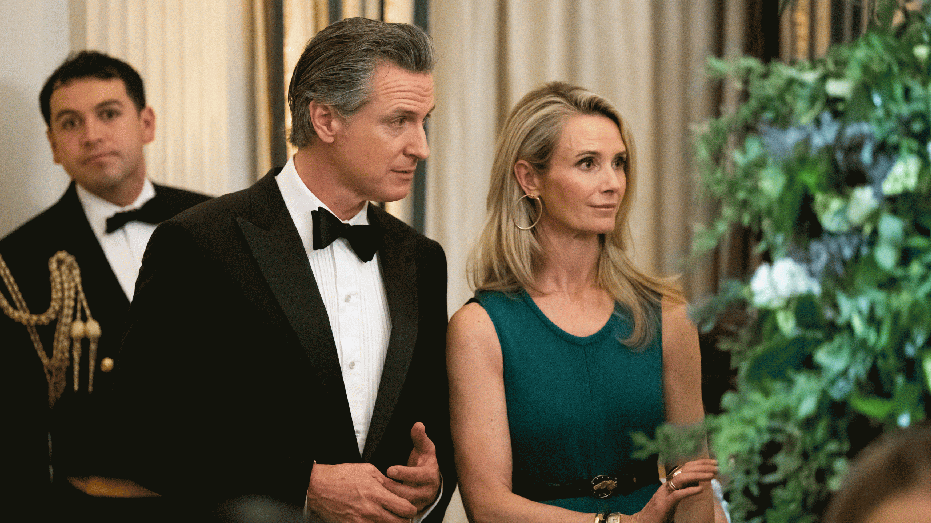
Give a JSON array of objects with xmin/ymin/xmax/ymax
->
[
  {"xmin": 690, "ymin": 4, "xmax": 931, "ymax": 521},
  {"xmin": 631, "ymin": 422, "xmax": 709, "ymax": 465}
]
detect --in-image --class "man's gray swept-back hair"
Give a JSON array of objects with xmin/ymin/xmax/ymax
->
[{"xmin": 287, "ymin": 17, "xmax": 434, "ymax": 148}]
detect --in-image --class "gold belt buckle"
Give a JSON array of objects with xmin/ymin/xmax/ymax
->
[{"xmin": 591, "ymin": 474, "xmax": 618, "ymax": 499}]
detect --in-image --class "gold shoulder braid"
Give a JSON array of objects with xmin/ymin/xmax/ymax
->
[{"xmin": 0, "ymin": 251, "xmax": 100, "ymax": 407}]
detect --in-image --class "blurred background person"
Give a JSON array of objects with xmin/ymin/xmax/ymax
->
[
  {"xmin": 0, "ymin": 50, "xmax": 210, "ymax": 521},
  {"xmin": 824, "ymin": 422, "xmax": 931, "ymax": 523}
]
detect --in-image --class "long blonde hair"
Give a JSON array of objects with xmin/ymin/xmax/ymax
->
[{"xmin": 468, "ymin": 81, "xmax": 682, "ymax": 347}]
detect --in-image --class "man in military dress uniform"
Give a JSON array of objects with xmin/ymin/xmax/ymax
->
[{"xmin": 0, "ymin": 50, "xmax": 210, "ymax": 521}]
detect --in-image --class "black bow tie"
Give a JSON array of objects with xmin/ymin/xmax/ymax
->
[
  {"xmin": 105, "ymin": 196, "xmax": 169, "ymax": 233},
  {"xmin": 311, "ymin": 208, "xmax": 382, "ymax": 262}
]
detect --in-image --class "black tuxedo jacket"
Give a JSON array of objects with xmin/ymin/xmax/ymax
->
[
  {"xmin": 0, "ymin": 182, "xmax": 210, "ymax": 516},
  {"xmin": 112, "ymin": 168, "xmax": 456, "ymax": 520}
]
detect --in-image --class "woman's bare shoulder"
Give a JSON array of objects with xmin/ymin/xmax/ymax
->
[{"xmin": 447, "ymin": 300, "xmax": 502, "ymax": 362}]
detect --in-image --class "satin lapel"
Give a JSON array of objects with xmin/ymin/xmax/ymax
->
[
  {"xmin": 235, "ymin": 173, "xmax": 360, "ymax": 460},
  {"xmin": 361, "ymin": 207, "xmax": 419, "ymax": 461}
]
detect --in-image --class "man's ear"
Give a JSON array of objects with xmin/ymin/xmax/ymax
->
[
  {"xmin": 513, "ymin": 160, "xmax": 540, "ymax": 197},
  {"xmin": 140, "ymin": 106, "xmax": 156, "ymax": 145},
  {"xmin": 46, "ymin": 128, "xmax": 61, "ymax": 165},
  {"xmin": 308, "ymin": 101, "xmax": 340, "ymax": 144}
]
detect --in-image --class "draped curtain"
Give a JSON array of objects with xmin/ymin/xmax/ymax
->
[
  {"xmin": 69, "ymin": 0, "xmax": 255, "ymax": 196},
  {"xmin": 428, "ymin": 1, "xmax": 747, "ymax": 313}
]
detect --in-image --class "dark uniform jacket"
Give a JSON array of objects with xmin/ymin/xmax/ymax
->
[{"xmin": 0, "ymin": 182, "xmax": 210, "ymax": 521}]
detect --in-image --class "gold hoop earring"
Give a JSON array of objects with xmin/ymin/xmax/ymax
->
[{"xmin": 515, "ymin": 194, "xmax": 543, "ymax": 231}]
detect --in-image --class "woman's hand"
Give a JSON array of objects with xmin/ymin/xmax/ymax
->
[{"xmin": 633, "ymin": 459, "xmax": 718, "ymax": 523}]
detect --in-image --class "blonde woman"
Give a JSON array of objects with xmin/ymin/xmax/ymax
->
[{"xmin": 447, "ymin": 82, "xmax": 717, "ymax": 523}]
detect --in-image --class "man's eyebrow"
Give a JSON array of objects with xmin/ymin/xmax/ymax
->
[
  {"xmin": 93, "ymin": 99, "xmax": 125, "ymax": 111},
  {"xmin": 53, "ymin": 99, "xmax": 125, "ymax": 123},
  {"xmin": 388, "ymin": 105, "xmax": 436, "ymax": 119},
  {"xmin": 52, "ymin": 109, "xmax": 80, "ymax": 123}
]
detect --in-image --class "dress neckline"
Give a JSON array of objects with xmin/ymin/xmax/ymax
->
[{"xmin": 518, "ymin": 289, "xmax": 621, "ymax": 345}]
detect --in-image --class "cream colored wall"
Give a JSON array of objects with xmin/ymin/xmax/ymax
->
[{"xmin": 0, "ymin": 0, "xmax": 71, "ymax": 238}]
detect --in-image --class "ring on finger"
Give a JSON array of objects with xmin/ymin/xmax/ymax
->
[
  {"xmin": 665, "ymin": 465, "xmax": 683, "ymax": 492},
  {"xmin": 665, "ymin": 465, "xmax": 683, "ymax": 483}
]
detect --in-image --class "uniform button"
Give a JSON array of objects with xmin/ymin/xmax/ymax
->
[
  {"xmin": 100, "ymin": 357, "xmax": 115, "ymax": 372},
  {"xmin": 348, "ymin": 361, "xmax": 356, "ymax": 370}
]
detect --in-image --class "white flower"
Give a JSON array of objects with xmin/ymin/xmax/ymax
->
[
  {"xmin": 825, "ymin": 78, "xmax": 853, "ymax": 99},
  {"xmin": 915, "ymin": 45, "xmax": 930, "ymax": 61},
  {"xmin": 882, "ymin": 154, "xmax": 921, "ymax": 195},
  {"xmin": 846, "ymin": 186, "xmax": 879, "ymax": 226},
  {"xmin": 750, "ymin": 263, "xmax": 776, "ymax": 307},
  {"xmin": 793, "ymin": 70, "xmax": 821, "ymax": 83},
  {"xmin": 750, "ymin": 258, "xmax": 822, "ymax": 308}
]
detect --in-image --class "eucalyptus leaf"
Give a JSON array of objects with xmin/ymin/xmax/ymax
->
[{"xmin": 850, "ymin": 393, "xmax": 895, "ymax": 419}]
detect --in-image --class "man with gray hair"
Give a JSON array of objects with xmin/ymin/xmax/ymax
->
[{"xmin": 112, "ymin": 17, "xmax": 455, "ymax": 522}]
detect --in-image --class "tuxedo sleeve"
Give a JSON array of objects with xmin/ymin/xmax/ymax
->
[{"xmin": 111, "ymin": 218, "xmax": 313, "ymax": 512}]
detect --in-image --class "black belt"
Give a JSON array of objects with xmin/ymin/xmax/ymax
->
[{"xmin": 517, "ymin": 461, "xmax": 660, "ymax": 501}]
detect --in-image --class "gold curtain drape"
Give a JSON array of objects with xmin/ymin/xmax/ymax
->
[{"xmin": 780, "ymin": 0, "xmax": 874, "ymax": 61}]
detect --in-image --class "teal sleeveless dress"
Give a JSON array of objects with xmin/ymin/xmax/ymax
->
[{"xmin": 475, "ymin": 290, "xmax": 664, "ymax": 514}]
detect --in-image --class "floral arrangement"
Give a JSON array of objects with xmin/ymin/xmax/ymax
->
[{"xmin": 686, "ymin": 2, "xmax": 931, "ymax": 521}]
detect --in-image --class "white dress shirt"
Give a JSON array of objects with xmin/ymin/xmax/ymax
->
[
  {"xmin": 276, "ymin": 158, "xmax": 391, "ymax": 455},
  {"xmin": 279, "ymin": 158, "xmax": 441, "ymax": 522},
  {"xmin": 76, "ymin": 181, "xmax": 157, "ymax": 301}
]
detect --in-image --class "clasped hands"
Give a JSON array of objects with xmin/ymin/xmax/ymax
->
[
  {"xmin": 306, "ymin": 422, "xmax": 440, "ymax": 523},
  {"xmin": 632, "ymin": 458, "xmax": 718, "ymax": 523}
]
